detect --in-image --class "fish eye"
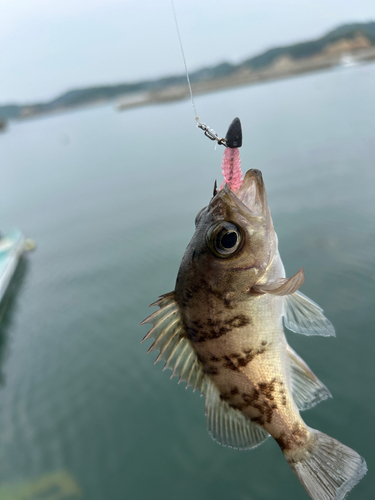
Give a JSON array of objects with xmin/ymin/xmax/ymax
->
[
  {"xmin": 195, "ymin": 207, "xmax": 206, "ymax": 226},
  {"xmin": 206, "ymin": 222, "xmax": 243, "ymax": 258}
]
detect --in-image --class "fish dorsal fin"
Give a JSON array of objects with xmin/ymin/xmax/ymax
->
[
  {"xmin": 287, "ymin": 344, "xmax": 332, "ymax": 411},
  {"xmin": 205, "ymin": 379, "xmax": 270, "ymax": 450},
  {"xmin": 141, "ymin": 292, "xmax": 208, "ymax": 393},
  {"xmin": 284, "ymin": 291, "xmax": 335, "ymax": 337}
]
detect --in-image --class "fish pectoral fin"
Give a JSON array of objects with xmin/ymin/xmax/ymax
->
[
  {"xmin": 252, "ymin": 268, "xmax": 305, "ymax": 296},
  {"xmin": 141, "ymin": 292, "xmax": 208, "ymax": 393},
  {"xmin": 287, "ymin": 344, "xmax": 332, "ymax": 411},
  {"xmin": 284, "ymin": 290, "xmax": 335, "ymax": 336},
  {"xmin": 205, "ymin": 380, "xmax": 270, "ymax": 450}
]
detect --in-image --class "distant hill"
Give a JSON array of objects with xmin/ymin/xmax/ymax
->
[
  {"xmin": 241, "ymin": 21, "xmax": 375, "ymax": 69},
  {"xmin": 1, "ymin": 21, "xmax": 375, "ymax": 121}
]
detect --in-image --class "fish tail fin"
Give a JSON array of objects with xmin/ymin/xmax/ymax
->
[{"xmin": 286, "ymin": 428, "xmax": 367, "ymax": 500}]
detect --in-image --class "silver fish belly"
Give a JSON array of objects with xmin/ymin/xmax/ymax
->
[{"xmin": 142, "ymin": 156, "xmax": 367, "ymax": 500}]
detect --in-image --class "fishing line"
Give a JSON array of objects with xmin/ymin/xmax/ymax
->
[
  {"xmin": 170, "ymin": 0, "xmax": 227, "ymax": 147},
  {"xmin": 170, "ymin": 0, "xmax": 197, "ymax": 121}
]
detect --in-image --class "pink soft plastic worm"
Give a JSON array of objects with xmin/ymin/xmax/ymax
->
[{"xmin": 219, "ymin": 147, "xmax": 243, "ymax": 191}]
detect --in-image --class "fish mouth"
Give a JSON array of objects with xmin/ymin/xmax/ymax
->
[{"xmin": 221, "ymin": 169, "xmax": 268, "ymax": 217}]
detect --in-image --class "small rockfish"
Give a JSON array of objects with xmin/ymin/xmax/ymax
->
[{"xmin": 141, "ymin": 118, "xmax": 367, "ymax": 500}]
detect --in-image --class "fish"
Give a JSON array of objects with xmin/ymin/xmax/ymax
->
[{"xmin": 141, "ymin": 118, "xmax": 367, "ymax": 500}]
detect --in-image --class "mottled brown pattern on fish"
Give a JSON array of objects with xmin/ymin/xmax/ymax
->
[
  {"xmin": 227, "ymin": 379, "xmax": 281, "ymax": 424},
  {"xmin": 180, "ymin": 288, "xmax": 194, "ymax": 307},
  {"xmin": 242, "ymin": 389, "xmax": 260, "ymax": 406},
  {"xmin": 210, "ymin": 355, "xmax": 220, "ymax": 362},
  {"xmin": 202, "ymin": 344, "xmax": 269, "ymax": 379},
  {"xmin": 179, "ymin": 277, "xmax": 214, "ymax": 307},
  {"xmin": 223, "ymin": 355, "xmax": 239, "ymax": 372},
  {"xmin": 221, "ymin": 346, "xmax": 267, "ymax": 371},
  {"xmin": 227, "ymin": 392, "xmax": 274, "ymax": 424},
  {"xmin": 219, "ymin": 392, "xmax": 231, "ymax": 402},
  {"xmin": 277, "ymin": 383, "xmax": 288, "ymax": 406},
  {"xmin": 226, "ymin": 315, "xmax": 250, "ymax": 328},
  {"xmin": 250, "ymin": 416, "xmax": 265, "ymax": 426},
  {"xmin": 275, "ymin": 424, "xmax": 309, "ymax": 451},
  {"xmin": 251, "ymin": 400, "xmax": 274, "ymax": 424},
  {"xmin": 223, "ymin": 298, "xmax": 234, "ymax": 309},
  {"xmin": 186, "ymin": 314, "xmax": 251, "ymax": 343},
  {"xmin": 193, "ymin": 352, "xmax": 219, "ymax": 377},
  {"xmin": 207, "ymin": 288, "xmax": 235, "ymax": 309},
  {"xmin": 258, "ymin": 378, "xmax": 277, "ymax": 400},
  {"xmin": 195, "ymin": 351, "xmax": 206, "ymax": 363},
  {"xmin": 205, "ymin": 365, "xmax": 219, "ymax": 376}
]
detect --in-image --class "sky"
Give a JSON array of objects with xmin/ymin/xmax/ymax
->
[{"xmin": 1, "ymin": 0, "xmax": 375, "ymax": 104}]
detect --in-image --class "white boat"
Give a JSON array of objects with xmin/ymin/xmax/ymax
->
[{"xmin": 0, "ymin": 230, "xmax": 34, "ymax": 305}]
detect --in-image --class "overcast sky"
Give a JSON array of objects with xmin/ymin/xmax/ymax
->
[{"xmin": 1, "ymin": 0, "xmax": 374, "ymax": 104}]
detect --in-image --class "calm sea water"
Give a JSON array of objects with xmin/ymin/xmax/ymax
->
[{"xmin": 1, "ymin": 64, "xmax": 374, "ymax": 499}]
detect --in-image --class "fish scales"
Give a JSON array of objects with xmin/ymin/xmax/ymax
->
[
  {"xmin": 177, "ymin": 231, "xmax": 306, "ymax": 443},
  {"xmin": 142, "ymin": 118, "xmax": 367, "ymax": 500}
]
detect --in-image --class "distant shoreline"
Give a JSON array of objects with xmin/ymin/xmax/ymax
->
[
  {"xmin": 117, "ymin": 47, "xmax": 375, "ymax": 111},
  {"xmin": 1, "ymin": 21, "xmax": 375, "ymax": 123}
]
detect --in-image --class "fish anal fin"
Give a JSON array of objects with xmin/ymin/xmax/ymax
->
[
  {"xmin": 141, "ymin": 292, "xmax": 207, "ymax": 394},
  {"xmin": 252, "ymin": 268, "xmax": 305, "ymax": 296},
  {"xmin": 205, "ymin": 380, "xmax": 269, "ymax": 450},
  {"xmin": 284, "ymin": 290, "xmax": 335, "ymax": 337},
  {"xmin": 287, "ymin": 345, "xmax": 332, "ymax": 411}
]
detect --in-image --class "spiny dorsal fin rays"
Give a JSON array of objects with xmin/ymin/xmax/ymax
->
[
  {"xmin": 153, "ymin": 324, "xmax": 182, "ymax": 362},
  {"xmin": 178, "ymin": 350, "xmax": 194, "ymax": 382},
  {"xmin": 164, "ymin": 336, "xmax": 185, "ymax": 372},
  {"xmin": 141, "ymin": 305, "xmax": 179, "ymax": 342},
  {"xmin": 145, "ymin": 292, "xmax": 176, "ymax": 309},
  {"xmin": 140, "ymin": 301, "xmax": 177, "ymax": 327},
  {"xmin": 284, "ymin": 291, "xmax": 335, "ymax": 337},
  {"xmin": 141, "ymin": 292, "xmax": 208, "ymax": 393},
  {"xmin": 147, "ymin": 319, "xmax": 180, "ymax": 354},
  {"xmin": 252, "ymin": 268, "xmax": 305, "ymax": 296},
  {"xmin": 287, "ymin": 344, "xmax": 332, "ymax": 411}
]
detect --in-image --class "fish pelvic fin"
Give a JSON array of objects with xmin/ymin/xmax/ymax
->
[
  {"xmin": 252, "ymin": 268, "xmax": 305, "ymax": 296},
  {"xmin": 284, "ymin": 290, "xmax": 335, "ymax": 337},
  {"xmin": 205, "ymin": 379, "xmax": 269, "ymax": 450},
  {"xmin": 141, "ymin": 292, "xmax": 208, "ymax": 393},
  {"xmin": 286, "ymin": 428, "xmax": 367, "ymax": 500},
  {"xmin": 287, "ymin": 345, "xmax": 331, "ymax": 411}
]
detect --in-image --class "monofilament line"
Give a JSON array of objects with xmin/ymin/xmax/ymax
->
[
  {"xmin": 170, "ymin": 0, "xmax": 199, "ymax": 123},
  {"xmin": 170, "ymin": 0, "xmax": 227, "ymax": 146}
]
